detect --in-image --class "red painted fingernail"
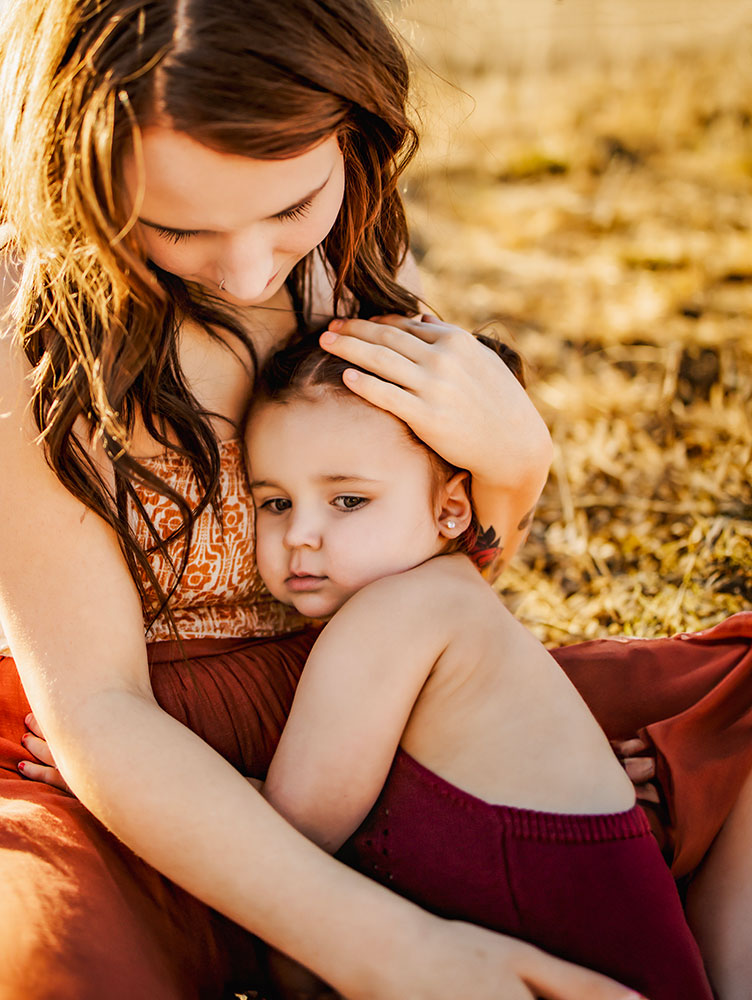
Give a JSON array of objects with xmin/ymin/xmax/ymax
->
[
  {"xmin": 20, "ymin": 733, "xmax": 27, "ymax": 745},
  {"xmin": 328, "ymin": 318, "xmax": 344, "ymax": 331},
  {"xmin": 17, "ymin": 761, "xmax": 26, "ymax": 772}
]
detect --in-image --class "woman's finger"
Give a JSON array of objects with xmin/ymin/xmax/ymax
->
[
  {"xmin": 623, "ymin": 756, "xmax": 656, "ymax": 784},
  {"xmin": 320, "ymin": 332, "xmax": 424, "ymax": 389},
  {"xmin": 634, "ymin": 782, "xmax": 662, "ymax": 805},
  {"xmin": 21, "ymin": 731, "xmax": 57, "ymax": 767},
  {"xmin": 518, "ymin": 942, "xmax": 645, "ymax": 1000},
  {"xmin": 325, "ymin": 317, "xmax": 436, "ymax": 361},
  {"xmin": 610, "ymin": 737, "xmax": 649, "ymax": 757},
  {"xmin": 369, "ymin": 313, "xmax": 448, "ymax": 344},
  {"xmin": 330, "ymin": 315, "xmax": 441, "ymax": 347},
  {"xmin": 25, "ymin": 712, "xmax": 46, "ymax": 740},
  {"xmin": 17, "ymin": 759, "xmax": 71, "ymax": 793},
  {"xmin": 338, "ymin": 368, "xmax": 421, "ymax": 422}
]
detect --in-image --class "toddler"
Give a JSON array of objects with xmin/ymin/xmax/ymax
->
[{"xmin": 246, "ymin": 333, "xmax": 712, "ymax": 1000}]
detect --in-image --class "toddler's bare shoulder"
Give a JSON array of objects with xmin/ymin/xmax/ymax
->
[{"xmin": 350, "ymin": 555, "xmax": 485, "ymax": 623}]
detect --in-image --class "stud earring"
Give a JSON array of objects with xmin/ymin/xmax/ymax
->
[{"xmin": 446, "ymin": 520, "xmax": 456, "ymax": 530}]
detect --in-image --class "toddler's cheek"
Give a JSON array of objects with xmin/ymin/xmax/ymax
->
[{"xmin": 254, "ymin": 542, "xmax": 281, "ymax": 596}]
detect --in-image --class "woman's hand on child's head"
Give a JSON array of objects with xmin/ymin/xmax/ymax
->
[
  {"xmin": 320, "ymin": 314, "xmax": 551, "ymax": 491},
  {"xmin": 17, "ymin": 713, "xmax": 72, "ymax": 794}
]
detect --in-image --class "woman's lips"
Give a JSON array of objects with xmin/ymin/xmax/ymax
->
[{"xmin": 286, "ymin": 574, "xmax": 327, "ymax": 592}]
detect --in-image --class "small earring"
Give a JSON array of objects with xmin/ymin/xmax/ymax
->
[
  {"xmin": 219, "ymin": 278, "xmax": 226, "ymax": 291},
  {"xmin": 446, "ymin": 520, "xmax": 456, "ymax": 530}
]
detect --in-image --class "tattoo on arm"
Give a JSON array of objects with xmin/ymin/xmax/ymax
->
[
  {"xmin": 466, "ymin": 505, "xmax": 537, "ymax": 581},
  {"xmin": 517, "ymin": 506, "xmax": 535, "ymax": 533},
  {"xmin": 466, "ymin": 522, "xmax": 505, "ymax": 576}
]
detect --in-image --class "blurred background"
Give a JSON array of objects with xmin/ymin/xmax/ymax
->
[{"xmin": 393, "ymin": 0, "xmax": 752, "ymax": 644}]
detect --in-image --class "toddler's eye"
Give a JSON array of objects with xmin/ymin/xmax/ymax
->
[
  {"xmin": 332, "ymin": 495, "xmax": 368, "ymax": 511},
  {"xmin": 260, "ymin": 497, "xmax": 291, "ymax": 513}
]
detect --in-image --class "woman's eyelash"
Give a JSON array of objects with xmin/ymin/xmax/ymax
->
[
  {"xmin": 154, "ymin": 226, "xmax": 200, "ymax": 245},
  {"xmin": 275, "ymin": 197, "xmax": 314, "ymax": 222}
]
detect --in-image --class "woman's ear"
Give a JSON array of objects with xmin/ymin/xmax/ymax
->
[{"xmin": 436, "ymin": 471, "xmax": 474, "ymax": 540}]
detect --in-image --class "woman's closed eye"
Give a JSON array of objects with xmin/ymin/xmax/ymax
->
[
  {"xmin": 152, "ymin": 225, "xmax": 201, "ymax": 245},
  {"xmin": 149, "ymin": 196, "xmax": 314, "ymax": 246},
  {"xmin": 331, "ymin": 495, "xmax": 369, "ymax": 511},
  {"xmin": 274, "ymin": 196, "xmax": 314, "ymax": 223}
]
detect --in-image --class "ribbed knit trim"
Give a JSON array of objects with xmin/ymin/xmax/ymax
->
[{"xmin": 398, "ymin": 749, "xmax": 651, "ymax": 844}]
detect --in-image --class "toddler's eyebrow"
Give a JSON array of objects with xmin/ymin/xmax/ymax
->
[
  {"xmin": 249, "ymin": 475, "xmax": 382, "ymax": 488},
  {"xmin": 320, "ymin": 474, "xmax": 380, "ymax": 483}
]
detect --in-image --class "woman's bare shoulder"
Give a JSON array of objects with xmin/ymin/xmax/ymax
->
[{"xmin": 0, "ymin": 283, "xmax": 152, "ymax": 712}]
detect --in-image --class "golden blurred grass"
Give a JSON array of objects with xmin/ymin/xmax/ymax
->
[{"xmin": 397, "ymin": 1, "xmax": 752, "ymax": 643}]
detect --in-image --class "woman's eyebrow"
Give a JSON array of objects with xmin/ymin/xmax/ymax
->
[{"xmin": 138, "ymin": 173, "xmax": 333, "ymax": 235}]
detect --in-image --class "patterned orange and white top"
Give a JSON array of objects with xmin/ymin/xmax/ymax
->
[
  {"xmin": 0, "ymin": 438, "xmax": 304, "ymax": 656},
  {"xmin": 132, "ymin": 437, "xmax": 305, "ymax": 642}
]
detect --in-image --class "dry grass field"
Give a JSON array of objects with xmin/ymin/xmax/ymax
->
[{"xmin": 394, "ymin": 0, "xmax": 752, "ymax": 644}]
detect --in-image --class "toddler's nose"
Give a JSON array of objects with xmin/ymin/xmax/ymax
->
[{"xmin": 283, "ymin": 512, "xmax": 322, "ymax": 551}]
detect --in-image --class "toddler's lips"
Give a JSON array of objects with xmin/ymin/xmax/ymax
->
[{"xmin": 286, "ymin": 574, "xmax": 327, "ymax": 592}]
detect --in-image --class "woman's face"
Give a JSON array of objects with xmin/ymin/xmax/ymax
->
[{"xmin": 123, "ymin": 128, "xmax": 345, "ymax": 306}]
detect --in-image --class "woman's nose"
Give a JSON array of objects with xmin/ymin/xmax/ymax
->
[{"xmin": 220, "ymin": 228, "xmax": 276, "ymax": 300}]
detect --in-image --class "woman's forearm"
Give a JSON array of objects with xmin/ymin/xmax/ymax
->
[
  {"xmin": 53, "ymin": 688, "xmax": 433, "ymax": 997},
  {"xmin": 25, "ymin": 690, "xmax": 639, "ymax": 1000},
  {"xmin": 470, "ymin": 419, "xmax": 553, "ymax": 576}
]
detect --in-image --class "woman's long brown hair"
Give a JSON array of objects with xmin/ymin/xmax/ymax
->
[{"xmin": 0, "ymin": 0, "xmax": 420, "ymax": 628}]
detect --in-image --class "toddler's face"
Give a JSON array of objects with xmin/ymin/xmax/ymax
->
[{"xmin": 247, "ymin": 394, "xmax": 446, "ymax": 619}]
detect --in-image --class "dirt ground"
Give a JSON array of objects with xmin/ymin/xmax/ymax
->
[{"xmin": 395, "ymin": 0, "xmax": 752, "ymax": 644}]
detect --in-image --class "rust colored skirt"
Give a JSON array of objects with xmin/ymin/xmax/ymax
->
[
  {"xmin": 1, "ymin": 613, "xmax": 751, "ymax": 998},
  {"xmin": 552, "ymin": 612, "xmax": 752, "ymax": 877}
]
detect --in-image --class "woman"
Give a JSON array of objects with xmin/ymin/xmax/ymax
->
[{"xmin": 0, "ymin": 1, "xmax": 640, "ymax": 998}]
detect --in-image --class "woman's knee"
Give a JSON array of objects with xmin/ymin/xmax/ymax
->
[{"xmin": 685, "ymin": 766, "xmax": 752, "ymax": 1000}]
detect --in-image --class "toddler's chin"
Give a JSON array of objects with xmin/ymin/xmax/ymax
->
[{"xmin": 289, "ymin": 592, "xmax": 348, "ymax": 621}]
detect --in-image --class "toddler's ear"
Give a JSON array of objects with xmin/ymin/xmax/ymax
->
[{"xmin": 437, "ymin": 471, "xmax": 473, "ymax": 540}]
